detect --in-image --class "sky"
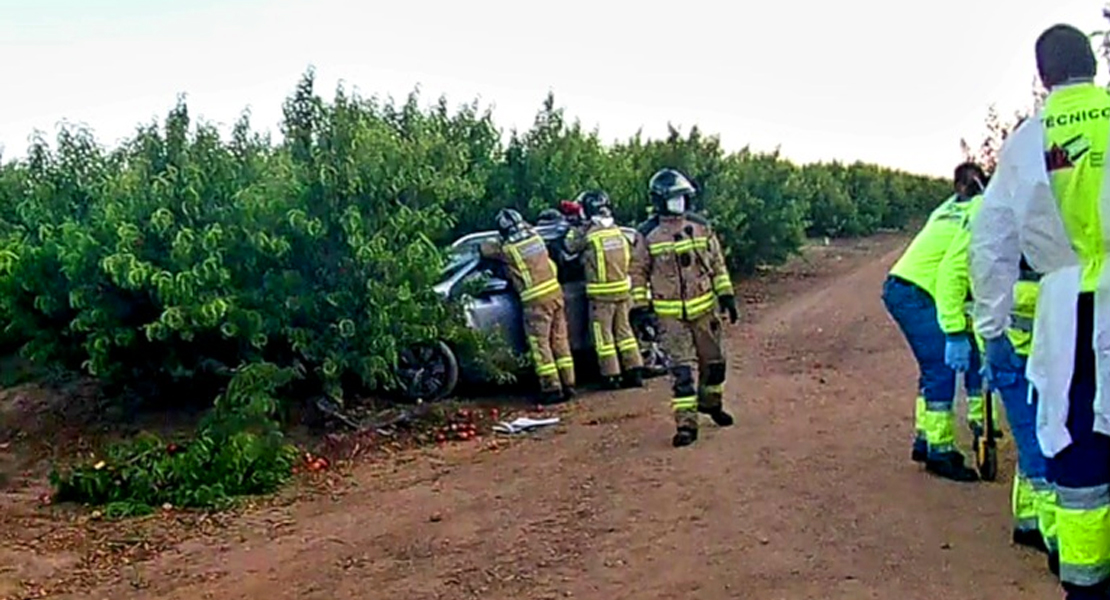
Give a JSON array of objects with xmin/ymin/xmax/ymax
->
[{"xmin": 1, "ymin": 0, "xmax": 1108, "ymax": 178}]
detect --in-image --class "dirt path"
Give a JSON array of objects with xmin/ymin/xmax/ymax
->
[{"xmin": 5, "ymin": 234, "xmax": 1061, "ymax": 599}]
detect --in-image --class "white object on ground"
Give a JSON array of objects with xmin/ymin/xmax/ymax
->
[{"xmin": 492, "ymin": 416, "xmax": 561, "ymax": 434}]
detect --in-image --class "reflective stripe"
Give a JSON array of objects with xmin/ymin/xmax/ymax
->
[
  {"xmin": 586, "ymin": 278, "xmax": 632, "ymax": 297},
  {"xmin": 536, "ymin": 363, "xmax": 558, "ymax": 376},
  {"xmin": 555, "ymin": 357, "xmax": 575, "ymax": 370},
  {"xmin": 1058, "ymin": 484, "xmax": 1110, "ymax": 510},
  {"xmin": 590, "ymin": 234, "xmax": 608, "ymax": 283},
  {"xmin": 702, "ymin": 383, "xmax": 724, "ymax": 395},
  {"xmin": 1011, "ymin": 315, "xmax": 1034, "ymax": 333},
  {"xmin": 594, "ymin": 321, "xmax": 618, "ymax": 359},
  {"xmin": 923, "ymin": 404, "xmax": 956, "ymax": 456},
  {"xmin": 653, "ymin": 291, "xmax": 716, "ymax": 319},
  {"xmin": 520, "ymin": 278, "xmax": 561, "ymax": 303},
  {"xmin": 506, "ymin": 243, "xmax": 533, "ymax": 289},
  {"xmin": 713, "ymin": 274, "xmax": 733, "ymax": 295},
  {"xmin": 672, "ymin": 396, "xmax": 698, "ymax": 411},
  {"xmin": 617, "ymin": 337, "xmax": 639, "ymax": 352},
  {"xmin": 649, "ymin": 237, "xmax": 710, "ymax": 255},
  {"xmin": 631, "ymin": 286, "xmax": 650, "ymax": 302}
]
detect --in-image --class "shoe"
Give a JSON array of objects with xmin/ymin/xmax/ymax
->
[
  {"xmin": 602, "ymin": 376, "xmax": 622, "ymax": 390},
  {"xmin": 912, "ymin": 439, "xmax": 927, "ymax": 463},
  {"xmin": 699, "ymin": 407, "xmax": 734, "ymax": 427},
  {"xmin": 924, "ymin": 453, "xmax": 980, "ymax": 482},
  {"xmin": 1012, "ymin": 529, "xmax": 1048, "ymax": 553},
  {"xmin": 672, "ymin": 427, "xmax": 698, "ymax": 447},
  {"xmin": 622, "ymin": 369, "xmax": 645, "ymax": 389},
  {"xmin": 562, "ymin": 386, "xmax": 577, "ymax": 401},
  {"xmin": 538, "ymin": 390, "xmax": 563, "ymax": 406}
]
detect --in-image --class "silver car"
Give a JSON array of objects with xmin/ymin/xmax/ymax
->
[{"xmin": 393, "ymin": 217, "xmax": 669, "ymax": 402}]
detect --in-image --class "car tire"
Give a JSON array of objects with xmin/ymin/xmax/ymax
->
[{"xmin": 395, "ymin": 340, "xmax": 460, "ymax": 403}]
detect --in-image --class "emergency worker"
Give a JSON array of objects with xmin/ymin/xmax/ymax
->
[
  {"xmin": 970, "ymin": 24, "xmax": 1110, "ymax": 599},
  {"xmin": 564, "ymin": 190, "xmax": 645, "ymax": 389},
  {"xmin": 480, "ymin": 208, "xmax": 576, "ymax": 404},
  {"xmin": 630, "ymin": 168, "xmax": 738, "ymax": 447},
  {"xmin": 936, "ymin": 180, "xmax": 1059, "ymax": 561},
  {"xmin": 881, "ymin": 162, "xmax": 986, "ymax": 482}
]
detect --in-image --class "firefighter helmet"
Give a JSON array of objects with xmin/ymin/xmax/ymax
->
[{"xmin": 648, "ymin": 168, "xmax": 696, "ymax": 215}]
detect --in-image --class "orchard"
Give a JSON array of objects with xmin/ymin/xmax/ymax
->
[{"xmin": 0, "ymin": 69, "xmax": 948, "ymax": 513}]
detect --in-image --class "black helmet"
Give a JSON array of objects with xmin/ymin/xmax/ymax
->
[
  {"xmin": 648, "ymin": 168, "xmax": 696, "ymax": 215},
  {"xmin": 576, "ymin": 190, "xmax": 612, "ymax": 218},
  {"xmin": 536, "ymin": 208, "xmax": 565, "ymax": 226},
  {"xmin": 495, "ymin": 208, "xmax": 528, "ymax": 241}
]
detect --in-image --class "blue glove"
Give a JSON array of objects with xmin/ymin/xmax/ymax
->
[{"xmin": 944, "ymin": 334, "xmax": 972, "ymax": 372}]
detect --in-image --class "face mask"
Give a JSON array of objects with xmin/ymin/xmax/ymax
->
[
  {"xmin": 592, "ymin": 215, "xmax": 614, "ymax": 227},
  {"xmin": 665, "ymin": 196, "xmax": 686, "ymax": 214}
]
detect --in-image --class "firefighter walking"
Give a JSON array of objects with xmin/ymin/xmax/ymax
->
[
  {"xmin": 631, "ymin": 168, "xmax": 738, "ymax": 447},
  {"xmin": 564, "ymin": 190, "xmax": 645, "ymax": 389},
  {"xmin": 480, "ymin": 208, "xmax": 576, "ymax": 404}
]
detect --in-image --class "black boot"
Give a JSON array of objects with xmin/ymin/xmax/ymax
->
[
  {"xmin": 538, "ymin": 389, "xmax": 563, "ymax": 406},
  {"xmin": 602, "ymin": 376, "xmax": 622, "ymax": 390},
  {"xmin": 924, "ymin": 452, "xmax": 980, "ymax": 482},
  {"xmin": 562, "ymin": 386, "xmax": 577, "ymax": 401},
  {"xmin": 1061, "ymin": 582, "xmax": 1110, "ymax": 599},
  {"xmin": 1013, "ymin": 528, "xmax": 1048, "ymax": 553},
  {"xmin": 672, "ymin": 427, "xmax": 698, "ymax": 448},
  {"xmin": 622, "ymin": 368, "xmax": 645, "ymax": 389},
  {"xmin": 699, "ymin": 406, "xmax": 734, "ymax": 427}
]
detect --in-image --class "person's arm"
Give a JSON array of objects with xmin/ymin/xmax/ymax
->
[
  {"xmin": 707, "ymin": 230, "xmax": 734, "ymax": 298},
  {"xmin": 629, "ymin": 230, "xmax": 652, "ymax": 308},
  {"xmin": 970, "ymin": 163, "xmax": 1022, "ymax": 341},
  {"xmin": 563, "ymin": 226, "xmax": 587, "ymax": 257},
  {"xmin": 936, "ymin": 215, "xmax": 974, "ymax": 335}
]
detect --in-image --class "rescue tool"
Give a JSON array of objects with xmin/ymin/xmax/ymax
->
[{"xmin": 975, "ymin": 387, "xmax": 998, "ymax": 481}]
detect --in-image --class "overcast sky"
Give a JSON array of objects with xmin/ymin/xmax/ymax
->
[{"xmin": 2, "ymin": 0, "xmax": 1107, "ymax": 177}]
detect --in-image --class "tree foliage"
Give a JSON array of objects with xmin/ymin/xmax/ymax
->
[{"xmin": 0, "ymin": 71, "xmax": 948, "ymax": 414}]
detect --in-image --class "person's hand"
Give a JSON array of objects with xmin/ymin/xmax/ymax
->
[
  {"xmin": 718, "ymin": 294, "xmax": 739, "ymax": 324},
  {"xmin": 944, "ymin": 334, "xmax": 972, "ymax": 372}
]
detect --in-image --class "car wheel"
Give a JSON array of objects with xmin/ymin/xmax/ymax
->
[{"xmin": 395, "ymin": 341, "xmax": 460, "ymax": 403}]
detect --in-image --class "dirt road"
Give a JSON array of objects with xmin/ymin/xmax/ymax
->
[{"xmin": 4, "ymin": 233, "xmax": 1062, "ymax": 599}]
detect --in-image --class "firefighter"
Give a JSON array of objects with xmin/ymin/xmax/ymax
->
[
  {"xmin": 564, "ymin": 190, "xmax": 645, "ymax": 390},
  {"xmin": 970, "ymin": 24, "xmax": 1108, "ymax": 599},
  {"xmin": 630, "ymin": 168, "xmax": 738, "ymax": 447},
  {"xmin": 880, "ymin": 162, "xmax": 986, "ymax": 482},
  {"xmin": 480, "ymin": 208, "xmax": 576, "ymax": 404}
]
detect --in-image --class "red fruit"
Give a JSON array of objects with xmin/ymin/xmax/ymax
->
[
  {"xmin": 166, "ymin": 443, "xmax": 178, "ymax": 454},
  {"xmin": 435, "ymin": 433, "xmax": 446, "ymax": 443},
  {"xmin": 449, "ymin": 423, "xmax": 458, "ymax": 432}
]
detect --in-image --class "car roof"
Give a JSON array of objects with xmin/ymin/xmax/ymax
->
[{"xmin": 450, "ymin": 223, "xmax": 637, "ymax": 251}]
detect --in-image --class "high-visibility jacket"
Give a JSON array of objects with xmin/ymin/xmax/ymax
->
[
  {"xmin": 935, "ymin": 194, "xmax": 984, "ymax": 334},
  {"xmin": 890, "ymin": 193, "xmax": 980, "ymax": 297},
  {"xmin": 630, "ymin": 213, "xmax": 733, "ymax": 320},
  {"xmin": 564, "ymin": 220, "xmax": 634, "ymax": 301},
  {"xmin": 970, "ymin": 80, "xmax": 1110, "ymax": 458},
  {"xmin": 480, "ymin": 232, "xmax": 562, "ymax": 305}
]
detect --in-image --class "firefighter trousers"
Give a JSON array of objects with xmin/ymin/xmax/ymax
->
[
  {"xmin": 589, "ymin": 297, "xmax": 643, "ymax": 378},
  {"xmin": 658, "ymin": 312, "xmax": 727, "ymax": 430},
  {"xmin": 523, "ymin": 297, "xmax": 576, "ymax": 394}
]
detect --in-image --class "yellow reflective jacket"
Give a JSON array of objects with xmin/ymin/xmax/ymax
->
[
  {"xmin": 480, "ymin": 231, "xmax": 562, "ymax": 305},
  {"xmin": 564, "ymin": 220, "xmax": 633, "ymax": 301},
  {"xmin": 889, "ymin": 194, "xmax": 979, "ymax": 297},
  {"xmin": 935, "ymin": 195, "xmax": 983, "ymax": 334}
]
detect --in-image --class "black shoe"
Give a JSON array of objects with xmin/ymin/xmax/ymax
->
[
  {"xmin": 672, "ymin": 427, "xmax": 698, "ymax": 448},
  {"xmin": 602, "ymin": 376, "xmax": 622, "ymax": 390},
  {"xmin": 562, "ymin": 386, "xmax": 577, "ymax": 401},
  {"xmin": 538, "ymin": 390, "xmax": 563, "ymax": 406},
  {"xmin": 1013, "ymin": 529, "xmax": 1048, "ymax": 554},
  {"xmin": 925, "ymin": 453, "xmax": 980, "ymax": 482},
  {"xmin": 699, "ymin": 407, "xmax": 734, "ymax": 427},
  {"xmin": 912, "ymin": 439, "xmax": 927, "ymax": 463},
  {"xmin": 622, "ymin": 369, "xmax": 644, "ymax": 389}
]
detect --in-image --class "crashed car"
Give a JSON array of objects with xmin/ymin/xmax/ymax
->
[{"xmin": 393, "ymin": 214, "xmax": 669, "ymax": 402}]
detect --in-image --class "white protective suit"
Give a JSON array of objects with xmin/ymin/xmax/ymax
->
[{"xmin": 969, "ymin": 92, "xmax": 1110, "ymax": 459}]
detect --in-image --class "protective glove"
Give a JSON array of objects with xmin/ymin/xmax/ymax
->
[
  {"xmin": 718, "ymin": 294, "xmax": 739, "ymax": 324},
  {"xmin": 944, "ymin": 334, "xmax": 972, "ymax": 372}
]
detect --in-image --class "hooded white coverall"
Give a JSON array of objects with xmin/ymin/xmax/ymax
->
[{"xmin": 970, "ymin": 80, "xmax": 1110, "ymax": 593}]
